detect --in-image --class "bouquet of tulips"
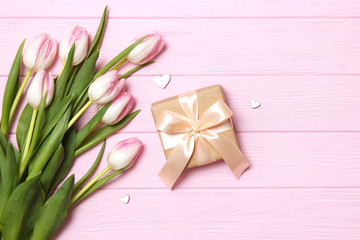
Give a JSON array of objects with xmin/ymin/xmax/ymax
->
[{"xmin": 0, "ymin": 6, "xmax": 164, "ymax": 240}]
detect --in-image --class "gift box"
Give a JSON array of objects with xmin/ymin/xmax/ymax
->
[{"xmin": 151, "ymin": 85, "xmax": 249, "ymax": 188}]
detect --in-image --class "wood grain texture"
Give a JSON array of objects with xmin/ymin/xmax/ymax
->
[
  {"xmin": 67, "ymin": 132, "xmax": 360, "ymax": 189},
  {"xmin": 81, "ymin": 75, "xmax": 360, "ymax": 132},
  {"xmin": 2, "ymin": 75, "xmax": 360, "ymax": 133},
  {"xmin": 55, "ymin": 189, "xmax": 360, "ymax": 240},
  {"xmin": 0, "ymin": 18, "xmax": 360, "ymax": 76},
  {"xmin": 1, "ymin": 0, "xmax": 360, "ymax": 239},
  {"xmin": 1, "ymin": 0, "xmax": 360, "ymax": 17}
]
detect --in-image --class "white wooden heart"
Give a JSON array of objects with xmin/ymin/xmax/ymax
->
[
  {"xmin": 153, "ymin": 74, "xmax": 171, "ymax": 88},
  {"xmin": 120, "ymin": 194, "xmax": 130, "ymax": 204},
  {"xmin": 250, "ymin": 99, "xmax": 261, "ymax": 109}
]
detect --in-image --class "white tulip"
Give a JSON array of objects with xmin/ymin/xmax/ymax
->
[
  {"xmin": 23, "ymin": 33, "xmax": 57, "ymax": 72},
  {"xmin": 127, "ymin": 32, "xmax": 165, "ymax": 65},
  {"xmin": 59, "ymin": 25, "xmax": 89, "ymax": 66},
  {"xmin": 26, "ymin": 69, "xmax": 55, "ymax": 109},
  {"xmin": 101, "ymin": 92, "xmax": 134, "ymax": 125},
  {"xmin": 88, "ymin": 70, "xmax": 125, "ymax": 105},
  {"xmin": 107, "ymin": 137, "xmax": 143, "ymax": 170}
]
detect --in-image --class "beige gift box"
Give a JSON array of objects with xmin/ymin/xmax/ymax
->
[{"xmin": 151, "ymin": 85, "xmax": 241, "ymax": 169}]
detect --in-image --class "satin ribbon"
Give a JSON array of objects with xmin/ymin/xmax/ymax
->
[{"xmin": 156, "ymin": 91, "xmax": 249, "ymax": 189}]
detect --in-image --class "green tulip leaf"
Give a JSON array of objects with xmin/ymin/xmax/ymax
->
[
  {"xmin": 0, "ymin": 146, "xmax": 5, "ymax": 193},
  {"xmin": 27, "ymin": 106, "xmax": 71, "ymax": 179},
  {"xmin": 69, "ymin": 50, "xmax": 99, "ymax": 114},
  {"xmin": 0, "ymin": 130, "xmax": 9, "ymax": 153},
  {"xmin": 1, "ymin": 39, "xmax": 25, "ymax": 135},
  {"xmin": 16, "ymin": 104, "xmax": 33, "ymax": 152},
  {"xmin": 1, "ymin": 172, "xmax": 44, "ymax": 240},
  {"xmin": 72, "ymin": 89, "xmax": 90, "ymax": 117},
  {"xmin": 75, "ymin": 109, "xmax": 140, "ymax": 157},
  {"xmin": 40, "ymin": 94, "xmax": 73, "ymax": 146},
  {"xmin": 0, "ymin": 146, "xmax": 6, "ymax": 178},
  {"xmin": 72, "ymin": 140, "xmax": 105, "ymax": 196},
  {"xmin": 94, "ymin": 37, "xmax": 147, "ymax": 79},
  {"xmin": 50, "ymin": 44, "xmax": 74, "ymax": 107},
  {"xmin": 31, "ymin": 175, "xmax": 74, "ymax": 240},
  {"xmin": 87, "ymin": 6, "xmax": 108, "ymax": 58},
  {"xmin": 0, "ymin": 144, "xmax": 18, "ymax": 221},
  {"xmin": 75, "ymin": 102, "xmax": 111, "ymax": 148},
  {"xmin": 47, "ymin": 126, "xmax": 76, "ymax": 197},
  {"xmin": 120, "ymin": 61, "xmax": 155, "ymax": 79},
  {"xmin": 40, "ymin": 145, "xmax": 63, "ymax": 196},
  {"xmin": 64, "ymin": 65, "xmax": 79, "ymax": 96},
  {"xmin": 71, "ymin": 168, "xmax": 125, "ymax": 207}
]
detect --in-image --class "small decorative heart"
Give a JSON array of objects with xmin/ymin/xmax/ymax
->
[
  {"xmin": 153, "ymin": 74, "xmax": 171, "ymax": 89},
  {"xmin": 250, "ymin": 99, "xmax": 261, "ymax": 109},
  {"xmin": 120, "ymin": 194, "xmax": 130, "ymax": 204}
]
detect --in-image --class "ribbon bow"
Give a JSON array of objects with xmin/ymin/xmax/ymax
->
[{"xmin": 156, "ymin": 91, "xmax": 249, "ymax": 189}]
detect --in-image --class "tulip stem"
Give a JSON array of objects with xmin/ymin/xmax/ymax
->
[
  {"xmin": 70, "ymin": 166, "xmax": 111, "ymax": 207},
  {"xmin": 19, "ymin": 108, "xmax": 37, "ymax": 177},
  {"xmin": 8, "ymin": 71, "xmax": 32, "ymax": 126},
  {"xmin": 58, "ymin": 64, "xmax": 65, "ymax": 79},
  {"xmin": 110, "ymin": 58, "xmax": 127, "ymax": 71},
  {"xmin": 67, "ymin": 100, "xmax": 93, "ymax": 130}
]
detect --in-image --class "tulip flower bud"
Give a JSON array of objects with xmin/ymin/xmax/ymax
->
[
  {"xmin": 88, "ymin": 70, "xmax": 125, "ymax": 105},
  {"xmin": 107, "ymin": 137, "xmax": 143, "ymax": 170},
  {"xmin": 23, "ymin": 33, "xmax": 57, "ymax": 72},
  {"xmin": 127, "ymin": 32, "xmax": 165, "ymax": 65},
  {"xmin": 26, "ymin": 69, "xmax": 55, "ymax": 109},
  {"xmin": 101, "ymin": 92, "xmax": 135, "ymax": 125},
  {"xmin": 59, "ymin": 25, "xmax": 89, "ymax": 66}
]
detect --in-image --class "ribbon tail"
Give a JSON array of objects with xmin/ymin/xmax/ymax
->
[
  {"xmin": 206, "ymin": 131, "xmax": 249, "ymax": 179},
  {"xmin": 196, "ymin": 135, "xmax": 217, "ymax": 166},
  {"xmin": 158, "ymin": 135, "xmax": 195, "ymax": 189}
]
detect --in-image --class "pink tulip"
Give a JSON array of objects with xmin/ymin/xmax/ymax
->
[
  {"xmin": 23, "ymin": 33, "xmax": 57, "ymax": 72},
  {"xmin": 107, "ymin": 137, "xmax": 143, "ymax": 170},
  {"xmin": 88, "ymin": 70, "xmax": 125, "ymax": 105},
  {"xmin": 101, "ymin": 92, "xmax": 135, "ymax": 125},
  {"xmin": 26, "ymin": 69, "xmax": 54, "ymax": 109},
  {"xmin": 59, "ymin": 25, "xmax": 89, "ymax": 66},
  {"xmin": 127, "ymin": 32, "xmax": 165, "ymax": 65}
]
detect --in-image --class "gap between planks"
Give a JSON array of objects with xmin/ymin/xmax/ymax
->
[{"xmin": 2, "ymin": 16, "xmax": 360, "ymax": 20}]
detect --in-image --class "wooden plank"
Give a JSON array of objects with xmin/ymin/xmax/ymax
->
[
  {"xmin": 0, "ymin": 18, "xmax": 360, "ymax": 76},
  {"xmin": 55, "ymin": 188, "xmax": 360, "ymax": 239},
  {"xmin": 65, "ymin": 132, "xmax": 360, "ymax": 189},
  {"xmin": 96, "ymin": 75, "xmax": 360, "ymax": 132},
  {"xmin": 2, "ymin": 75, "xmax": 360, "ymax": 133},
  {"xmin": 2, "ymin": 1, "xmax": 359, "ymax": 240},
  {"xmin": 1, "ymin": 0, "xmax": 360, "ymax": 18}
]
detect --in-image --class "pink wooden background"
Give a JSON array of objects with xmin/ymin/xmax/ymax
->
[{"xmin": 1, "ymin": 0, "xmax": 360, "ymax": 239}]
